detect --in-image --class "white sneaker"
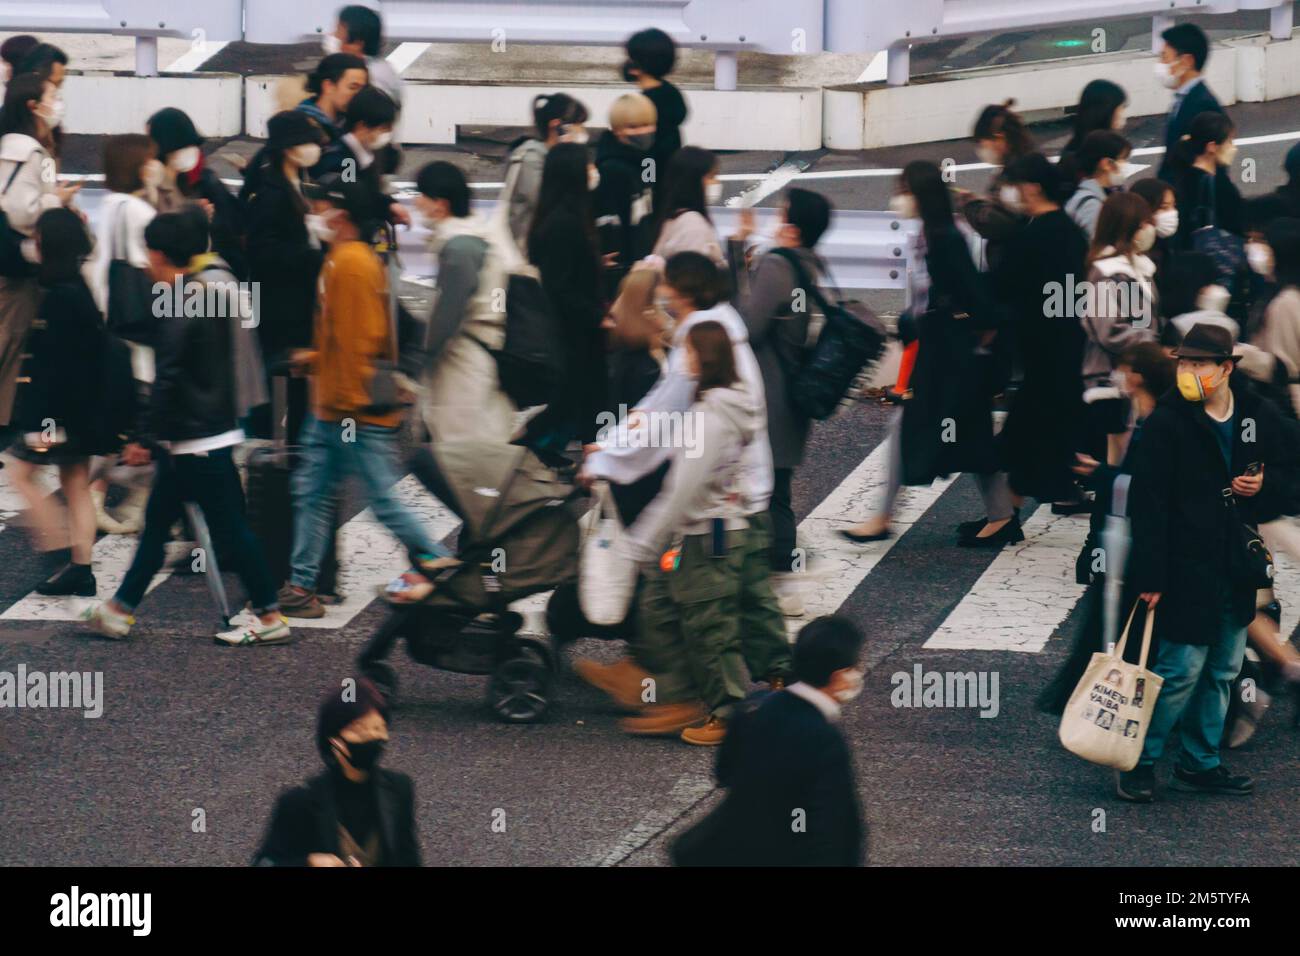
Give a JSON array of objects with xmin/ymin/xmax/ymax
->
[
  {"xmin": 80, "ymin": 603, "xmax": 133, "ymax": 640},
  {"xmin": 771, "ymin": 573, "xmax": 806, "ymax": 618},
  {"xmin": 214, "ymin": 614, "xmax": 292, "ymax": 647}
]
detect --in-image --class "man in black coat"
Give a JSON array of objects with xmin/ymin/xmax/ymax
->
[
  {"xmin": 1119, "ymin": 323, "xmax": 1298, "ymax": 802},
  {"xmin": 1155, "ymin": 23, "xmax": 1224, "ymax": 183},
  {"xmin": 254, "ymin": 677, "xmax": 421, "ymax": 866},
  {"xmin": 671, "ymin": 616, "xmax": 865, "ymax": 866}
]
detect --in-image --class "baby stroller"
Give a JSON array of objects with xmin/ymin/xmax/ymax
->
[{"xmin": 357, "ymin": 441, "xmax": 587, "ymax": 723}]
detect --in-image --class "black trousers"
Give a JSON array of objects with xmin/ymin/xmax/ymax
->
[{"xmin": 769, "ymin": 467, "xmax": 797, "ymax": 573}]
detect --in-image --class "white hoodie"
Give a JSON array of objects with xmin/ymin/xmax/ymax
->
[
  {"xmin": 85, "ymin": 192, "xmax": 156, "ymax": 313},
  {"xmin": 616, "ymin": 383, "xmax": 761, "ymax": 567},
  {"xmin": 585, "ymin": 301, "xmax": 774, "ymax": 515}
]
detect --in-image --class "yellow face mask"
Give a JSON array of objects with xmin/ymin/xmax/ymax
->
[{"xmin": 1176, "ymin": 367, "xmax": 1224, "ymax": 402}]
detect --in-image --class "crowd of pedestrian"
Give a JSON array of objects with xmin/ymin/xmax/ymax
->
[{"xmin": 1, "ymin": 11, "xmax": 1298, "ymax": 865}]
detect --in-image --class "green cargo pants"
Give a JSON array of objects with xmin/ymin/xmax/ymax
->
[
  {"xmin": 633, "ymin": 528, "xmax": 749, "ymax": 717},
  {"xmin": 739, "ymin": 512, "xmax": 793, "ymax": 683}
]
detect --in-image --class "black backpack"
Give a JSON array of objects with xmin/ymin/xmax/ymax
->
[
  {"xmin": 469, "ymin": 264, "xmax": 565, "ymax": 409},
  {"xmin": 768, "ymin": 248, "xmax": 887, "ymax": 420}
]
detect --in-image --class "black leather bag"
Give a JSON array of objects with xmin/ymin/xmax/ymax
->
[
  {"xmin": 105, "ymin": 204, "xmax": 157, "ymax": 345},
  {"xmin": 0, "ymin": 158, "xmax": 35, "ymax": 279},
  {"xmin": 1226, "ymin": 490, "xmax": 1274, "ymax": 591}
]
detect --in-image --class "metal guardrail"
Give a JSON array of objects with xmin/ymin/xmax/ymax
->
[
  {"xmin": 75, "ymin": 187, "xmax": 918, "ymax": 293},
  {"xmin": 825, "ymin": 0, "xmax": 1297, "ymax": 85}
]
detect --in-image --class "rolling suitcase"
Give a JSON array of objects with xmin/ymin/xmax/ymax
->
[{"xmin": 245, "ymin": 374, "xmax": 340, "ymax": 595}]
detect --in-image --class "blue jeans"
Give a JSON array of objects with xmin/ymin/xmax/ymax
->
[
  {"xmin": 1138, "ymin": 603, "xmax": 1248, "ymax": 772},
  {"xmin": 289, "ymin": 415, "xmax": 445, "ymax": 590}
]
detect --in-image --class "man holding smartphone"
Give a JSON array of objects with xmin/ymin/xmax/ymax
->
[{"xmin": 1118, "ymin": 324, "xmax": 1294, "ymax": 802}]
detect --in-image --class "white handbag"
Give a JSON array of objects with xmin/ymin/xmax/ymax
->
[
  {"xmin": 1058, "ymin": 602, "xmax": 1165, "ymax": 771},
  {"xmin": 578, "ymin": 482, "xmax": 638, "ymax": 626}
]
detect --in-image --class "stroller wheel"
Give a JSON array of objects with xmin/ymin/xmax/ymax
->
[
  {"xmin": 362, "ymin": 661, "xmax": 399, "ymax": 707},
  {"xmin": 487, "ymin": 645, "xmax": 552, "ymax": 723}
]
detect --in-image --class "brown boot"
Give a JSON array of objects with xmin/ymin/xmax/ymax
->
[
  {"xmin": 621, "ymin": 702, "xmax": 708, "ymax": 736},
  {"xmin": 681, "ymin": 716, "xmax": 727, "ymax": 746},
  {"xmin": 573, "ymin": 657, "xmax": 652, "ymax": 711}
]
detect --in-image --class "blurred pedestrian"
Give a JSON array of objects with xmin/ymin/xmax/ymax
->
[
  {"xmin": 325, "ymin": 5, "xmax": 403, "ymax": 108},
  {"xmin": 82, "ymin": 212, "xmax": 288, "ymax": 645},
  {"xmin": 622, "ymin": 27, "xmax": 686, "ymax": 204},
  {"xmin": 502, "ymin": 92, "xmax": 589, "ymax": 252},
  {"xmin": 1064, "ymin": 130, "xmax": 1132, "ymax": 239},
  {"xmin": 595, "ymin": 92, "xmax": 658, "ymax": 294},
  {"xmin": 672, "ymin": 615, "xmax": 866, "ymax": 866},
  {"xmin": 413, "ymin": 161, "xmax": 515, "ymax": 444},
  {"xmin": 651, "ymin": 146, "xmax": 724, "ymax": 265},
  {"xmin": 0, "ymin": 73, "xmax": 80, "ymax": 440},
  {"xmin": 1058, "ymin": 79, "xmax": 1128, "ymax": 187},
  {"xmin": 1155, "ymin": 23, "xmax": 1223, "ymax": 182},
  {"xmin": 4, "ymin": 208, "xmax": 101, "ymax": 595},
  {"xmin": 296, "ymin": 53, "xmax": 369, "ymax": 147}
]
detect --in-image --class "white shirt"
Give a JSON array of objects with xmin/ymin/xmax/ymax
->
[{"xmin": 785, "ymin": 682, "xmax": 841, "ymax": 723}]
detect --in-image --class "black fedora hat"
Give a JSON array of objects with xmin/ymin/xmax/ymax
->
[{"xmin": 1174, "ymin": 322, "xmax": 1235, "ymax": 361}]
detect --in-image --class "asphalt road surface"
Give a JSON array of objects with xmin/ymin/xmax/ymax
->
[{"xmin": 2, "ymin": 392, "xmax": 1298, "ymax": 867}]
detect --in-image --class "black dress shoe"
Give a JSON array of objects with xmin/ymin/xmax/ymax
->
[
  {"xmin": 839, "ymin": 527, "xmax": 892, "ymax": 544},
  {"xmin": 1051, "ymin": 499, "xmax": 1092, "ymax": 516},
  {"xmin": 957, "ymin": 517, "xmax": 1025, "ymax": 549},
  {"xmin": 1170, "ymin": 764, "xmax": 1254, "ymax": 795},
  {"xmin": 35, "ymin": 563, "xmax": 97, "ymax": 597},
  {"xmin": 957, "ymin": 508, "xmax": 1019, "ymax": 539}
]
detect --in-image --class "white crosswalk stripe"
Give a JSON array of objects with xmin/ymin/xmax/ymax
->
[{"xmin": 924, "ymin": 509, "xmax": 1090, "ymax": 652}]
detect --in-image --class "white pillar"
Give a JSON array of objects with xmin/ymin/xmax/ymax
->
[
  {"xmin": 1271, "ymin": 4, "xmax": 1294, "ymax": 41},
  {"xmin": 136, "ymin": 36, "xmax": 158, "ymax": 77},
  {"xmin": 714, "ymin": 50, "xmax": 738, "ymax": 91},
  {"xmin": 1152, "ymin": 14, "xmax": 1174, "ymax": 55},
  {"xmin": 886, "ymin": 41, "xmax": 910, "ymax": 87}
]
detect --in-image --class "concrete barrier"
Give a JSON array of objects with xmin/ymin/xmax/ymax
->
[
  {"xmin": 247, "ymin": 76, "xmax": 822, "ymax": 151},
  {"xmin": 61, "ymin": 71, "xmax": 245, "ymax": 137}
]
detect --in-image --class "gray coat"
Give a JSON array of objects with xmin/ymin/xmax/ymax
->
[{"xmin": 728, "ymin": 239, "xmax": 818, "ymax": 469}]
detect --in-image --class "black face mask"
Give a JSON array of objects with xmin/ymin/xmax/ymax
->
[
  {"xmin": 621, "ymin": 60, "xmax": 638, "ymax": 83},
  {"xmin": 624, "ymin": 132, "xmax": 655, "ymax": 152},
  {"xmin": 336, "ymin": 738, "xmax": 385, "ymax": 772}
]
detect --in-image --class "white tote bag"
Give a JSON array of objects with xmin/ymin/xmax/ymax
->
[
  {"xmin": 578, "ymin": 482, "xmax": 639, "ymax": 626},
  {"xmin": 1058, "ymin": 603, "xmax": 1165, "ymax": 771}
]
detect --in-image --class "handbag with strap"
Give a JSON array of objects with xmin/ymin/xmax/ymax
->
[
  {"xmin": 1190, "ymin": 173, "xmax": 1245, "ymax": 287},
  {"xmin": 767, "ymin": 247, "xmax": 887, "ymax": 420},
  {"xmin": 0, "ymin": 156, "xmax": 36, "ymax": 278},
  {"xmin": 578, "ymin": 482, "xmax": 639, "ymax": 627},
  {"xmin": 1225, "ymin": 487, "xmax": 1275, "ymax": 591},
  {"xmin": 105, "ymin": 201, "xmax": 157, "ymax": 345},
  {"xmin": 1058, "ymin": 601, "xmax": 1164, "ymax": 771}
]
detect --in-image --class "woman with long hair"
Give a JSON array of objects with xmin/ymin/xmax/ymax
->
[
  {"xmin": 842, "ymin": 160, "xmax": 1004, "ymax": 544},
  {"xmin": 3, "ymin": 208, "xmax": 103, "ymax": 596},
  {"xmin": 0, "ymin": 73, "xmax": 79, "ymax": 440},
  {"xmin": 652, "ymin": 145, "xmax": 724, "ymax": 265},
  {"xmin": 960, "ymin": 99, "xmax": 1037, "ymax": 272},
  {"xmin": 1059, "ymin": 79, "xmax": 1129, "ymax": 185},
  {"xmin": 1079, "ymin": 191, "xmax": 1160, "ymax": 465},
  {"xmin": 523, "ymin": 142, "xmax": 607, "ymax": 448},
  {"xmin": 503, "ymin": 92, "xmax": 590, "ymax": 250}
]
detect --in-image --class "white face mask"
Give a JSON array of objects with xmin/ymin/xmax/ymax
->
[
  {"xmin": 588, "ymin": 168, "xmax": 601, "ymax": 192},
  {"xmin": 288, "ymin": 143, "xmax": 322, "ymax": 169},
  {"xmin": 705, "ymin": 181, "xmax": 723, "ymax": 205},
  {"xmin": 305, "ymin": 211, "xmax": 341, "ymax": 245},
  {"xmin": 999, "ymin": 184, "xmax": 1023, "ymax": 211},
  {"xmin": 1154, "ymin": 207, "xmax": 1179, "ymax": 238},
  {"xmin": 38, "ymin": 95, "xmax": 66, "ymax": 128},
  {"xmin": 140, "ymin": 159, "xmax": 165, "ymax": 189},
  {"xmin": 1111, "ymin": 106, "xmax": 1127, "ymax": 131},
  {"xmin": 889, "ymin": 193, "xmax": 918, "ymax": 219},
  {"xmin": 169, "ymin": 146, "xmax": 201, "ymax": 173},
  {"xmin": 321, "ymin": 33, "xmax": 343, "ymax": 55},
  {"xmin": 1154, "ymin": 59, "xmax": 1180, "ymax": 90},
  {"xmin": 1216, "ymin": 142, "xmax": 1238, "ymax": 167},
  {"xmin": 559, "ymin": 125, "xmax": 589, "ymax": 145},
  {"xmin": 20, "ymin": 237, "xmax": 39, "ymax": 264},
  {"xmin": 832, "ymin": 668, "xmax": 864, "ymax": 704},
  {"xmin": 975, "ymin": 143, "xmax": 1001, "ymax": 166},
  {"xmin": 1133, "ymin": 223, "xmax": 1157, "ymax": 254},
  {"xmin": 1197, "ymin": 284, "xmax": 1231, "ymax": 314},
  {"xmin": 369, "ymin": 131, "xmax": 393, "ymax": 151},
  {"xmin": 1246, "ymin": 241, "xmax": 1274, "ymax": 276},
  {"xmin": 1110, "ymin": 368, "xmax": 1131, "ymax": 397}
]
